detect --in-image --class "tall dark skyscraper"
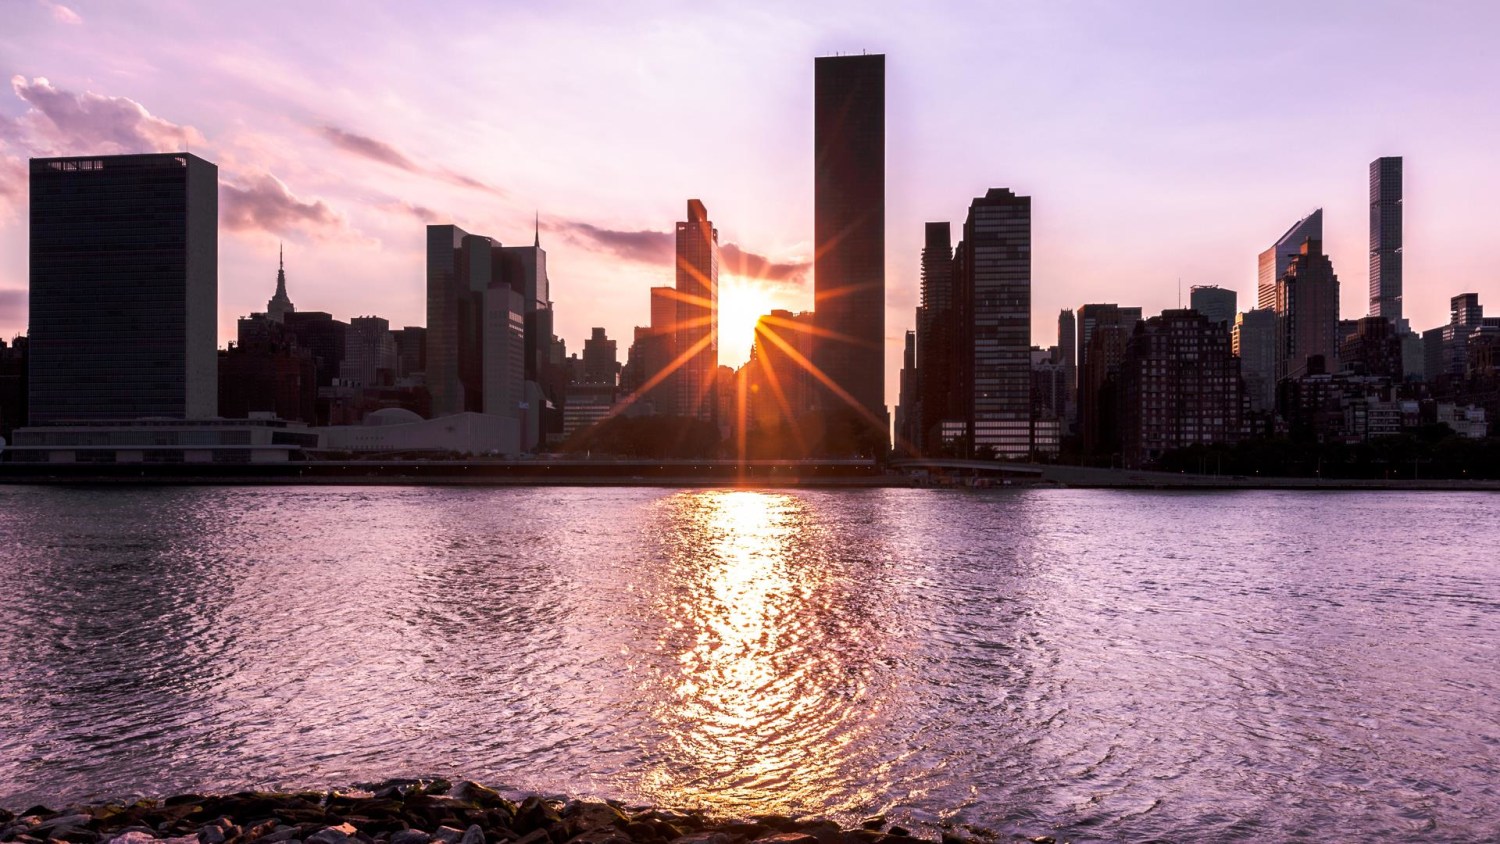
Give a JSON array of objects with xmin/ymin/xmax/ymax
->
[
  {"xmin": 1275, "ymin": 238, "xmax": 1341, "ymax": 380},
  {"xmin": 1369, "ymin": 156, "xmax": 1403, "ymax": 322},
  {"xmin": 675, "ymin": 199, "xmax": 718, "ymax": 421},
  {"xmin": 813, "ymin": 53, "xmax": 885, "ymax": 430},
  {"xmin": 28, "ymin": 153, "xmax": 218, "ymax": 424},
  {"xmin": 960, "ymin": 188, "xmax": 1033, "ymax": 458},
  {"xmin": 916, "ymin": 221, "xmax": 957, "ymax": 452}
]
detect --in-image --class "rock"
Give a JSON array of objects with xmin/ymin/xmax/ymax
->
[
  {"xmin": 858, "ymin": 819, "xmax": 884, "ymax": 833},
  {"xmin": 790, "ymin": 821, "xmax": 840, "ymax": 844},
  {"xmin": 387, "ymin": 832, "xmax": 430, "ymax": 844},
  {"xmin": 450, "ymin": 784, "xmax": 501, "ymax": 808},
  {"xmin": 109, "ymin": 832, "xmax": 160, "ymax": 844},
  {"xmin": 32, "ymin": 816, "xmax": 91, "ymax": 836},
  {"xmin": 562, "ymin": 803, "xmax": 627, "ymax": 835},
  {"xmin": 430, "ymin": 828, "xmax": 464, "ymax": 844},
  {"xmin": 884, "ymin": 830, "xmax": 909, "ymax": 839},
  {"xmin": 510, "ymin": 830, "xmax": 549, "ymax": 844},
  {"xmin": 306, "ymin": 825, "xmax": 358, "ymax": 844},
  {"xmin": 753, "ymin": 835, "xmax": 817, "ymax": 844},
  {"xmin": 458, "ymin": 827, "xmax": 484, "ymax": 844},
  {"xmin": 667, "ymin": 834, "xmax": 728, "ymax": 844},
  {"xmin": 250, "ymin": 828, "xmax": 301, "ymax": 844},
  {"xmin": 200, "ymin": 827, "xmax": 227, "ymax": 844},
  {"xmin": 566, "ymin": 831, "xmax": 632, "ymax": 844},
  {"xmin": 424, "ymin": 782, "xmax": 453, "ymax": 797}
]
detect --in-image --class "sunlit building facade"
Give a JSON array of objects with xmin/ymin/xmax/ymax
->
[
  {"xmin": 1258, "ymin": 209, "xmax": 1322, "ymax": 311},
  {"xmin": 674, "ymin": 200, "xmax": 719, "ymax": 421}
]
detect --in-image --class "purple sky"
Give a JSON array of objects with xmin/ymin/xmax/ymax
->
[{"xmin": 3, "ymin": 1, "xmax": 1499, "ymax": 406}]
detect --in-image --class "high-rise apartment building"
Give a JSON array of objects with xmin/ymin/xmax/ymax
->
[
  {"xmin": 1076, "ymin": 303, "xmax": 1142, "ymax": 454},
  {"xmin": 28, "ymin": 153, "xmax": 218, "ymax": 424},
  {"xmin": 813, "ymin": 53, "xmax": 885, "ymax": 431},
  {"xmin": 674, "ymin": 200, "xmax": 718, "ymax": 421},
  {"xmin": 959, "ymin": 188, "xmax": 1033, "ymax": 458},
  {"xmin": 1120, "ymin": 310, "xmax": 1245, "ymax": 468},
  {"xmin": 1274, "ymin": 238, "xmax": 1341, "ymax": 380},
  {"xmin": 1369, "ymin": 157, "xmax": 1403, "ymax": 322},
  {"xmin": 1259, "ymin": 209, "xmax": 1323, "ymax": 311},
  {"xmin": 342, "ymin": 316, "xmax": 397, "ymax": 388},
  {"xmin": 1058, "ymin": 309, "xmax": 1077, "ymax": 431}
]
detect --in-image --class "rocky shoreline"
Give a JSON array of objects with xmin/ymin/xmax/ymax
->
[{"xmin": 0, "ymin": 782, "xmax": 1058, "ymax": 844}]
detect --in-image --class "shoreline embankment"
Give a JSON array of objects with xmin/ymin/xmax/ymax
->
[{"xmin": 0, "ymin": 781, "xmax": 1049, "ymax": 844}]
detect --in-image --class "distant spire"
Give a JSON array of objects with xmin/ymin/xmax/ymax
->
[
  {"xmin": 534, "ymin": 211, "xmax": 540, "ymax": 248},
  {"xmin": 268, "ymin": 242, "xmax": 295, "ymax": 323}
]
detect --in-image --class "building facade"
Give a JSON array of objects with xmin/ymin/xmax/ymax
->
[
  {"xmin": 1274, "ymin": 238, "xmax": 1341, "ymax": 381},
  {"xmin": 1258, "ymin": 209, "xmax": 1322, "ymax": 311},
  {"xmin": 1120, "ymin": 310, "xmax": 1245, "ymax": 468},
  {"xmin": 28, "ymin": 153, "xmax": 218, "ymax": 424},
  {"xmin": 1369, "ymin": 156, "xmax": 1403, "ymax": 322},
  {"xmin": 813, "ymin": 54, "xmax": 886, "ymax": 433},
  {"xmin": 960, "ymin": 189, "xmax": 1033, "ymax": 458},
  {"xmin": 1189, "ymin": 285, "xmax": 1237, "ymax": 328},
  {"xmin": 675, "ymin": 200, "xmax": 718, "ymax": 420}
]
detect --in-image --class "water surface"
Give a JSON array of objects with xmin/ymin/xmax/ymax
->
[{"xmin": 0, "ymin": 487, "xmax": 1496, "ymax": 842}]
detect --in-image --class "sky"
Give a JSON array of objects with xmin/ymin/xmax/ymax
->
[{"xmin": 3, "ymin": 0, "xmax": 1500, "ymax": 408}]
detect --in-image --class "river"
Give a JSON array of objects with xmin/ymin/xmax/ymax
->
[{"xmin": 0, "ymin": 486, "xmax": 1496, "ymax": 841}]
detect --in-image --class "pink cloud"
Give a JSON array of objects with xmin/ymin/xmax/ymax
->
[
  {"xmin": 10, "ymin": 75, "xmax": 204, "ymax": 154},
  {"xmin": 317, "ymin": 123, "xmax": 504, "ymax": 195},
  {"xmin": 0, "ymin": 155, "xmax": 25, "ymax": 219},
  {"xmin": 552, "ymin": 220, "xmax": 808, "ymax": 284},
  {"xmin": 222, "ymin": 172, "xmax": 347, "ymax": 239},
  {"xmin": 47, "ymin": 2, "xmax": 82, "ymax": 25}
]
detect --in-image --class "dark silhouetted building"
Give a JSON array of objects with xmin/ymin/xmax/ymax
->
[
  {"xmin": 583, "ymin": 327, "xmax": 619, "ymax": 386},
  {"xmin": 1274, "ymin": 238, "xmax": 1340, "ymax": 381},
  {"xmin": 959, "ymin": 188, "xmax": 1034, "ymax": 458},
  {"xmin": 1340, "ymin": 316, "xmax": 1404, "ymax": 378},
  {"xmin": 813, "ymin": 53, "xmax": 885, "ymax": 436},
  {"xmin": 1120, "ymin": 309, "xmax": 1245, "ymax": 468},
  {"xmin": 1058, "ymin": 309, "xmax": 1076, "ymax": 432},
  {"xmin": 916, "ymin": 221, "xmax": 959, "ymax": 453},
  {"xmin": 1258, "ymin": 209, "xmax": 1322, "ymax": 311},
  {"xmin": 343, "ymin": 316, "xmax": 397, "ymax": 388},
  {"xmin": 28, "ymin": 153, "xmax": 217, "ymax": 423},
  {"xmin": 895, "ymin": 330, "xmax": 918, "ymax": 453},
  {"xmin": 1189, "ymin": 285, "xmax": 1237, "ymax": 328},
  {"xmin": 1233, "ymin": 308, "xmax": 1278, "ymax": 413},
  {"xmin": 675, "ymin": 200, "xmax": 718, "ymax": 420},
  {"xmin": 1369, "ymin": 156, "xmax": 1403, "ymax": 322},
  {"xmin": 267, "ymin": 243, "xmax": 295, "ymax": 323},
  {"xmin": 0, "ymin": 336, "xmax": 26, "ymax": 441},
  {"xmin": 1077, "ymin": 303, "xmax": 1141, "ymax": 456},
  {"xmin": 393, "ymin": 326, "xmax": 427, "ymax": 382}
]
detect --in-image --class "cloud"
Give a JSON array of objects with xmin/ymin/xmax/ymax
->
[
  {"xmin": 0, "ymin": 289, "xmax": 25, "ymax": 323},
  {"xmin": 317, "ymin": 123, "xmax": 504, "ymax": 195},
  {"xmin": 10, "ymin": 75, "xmax": 204, "ymax": 154},
  {"xmin": 378, "ymin": 199, "xmax": 440, "ymax": 222},
  {"xmin": 554, "ymin": 220, "xmax": 808, "ymax": 283},
  {"xmin": 47, "ymin": 2, "xmax": 82, "ymax": 24},
  {"xmin": 222, "ymin": 172, "xmax": 346, "ymax": 238},
  {"xmin": 0, "ymin": 155, "xmax": 25, "ymax": 218},
  {"xmin": 720, "ymin": 243, "xmax": 809, "ymax": 284},
  {"xmin": 318, "ymin": 125, "xmax": 419, "ymax": 172}
]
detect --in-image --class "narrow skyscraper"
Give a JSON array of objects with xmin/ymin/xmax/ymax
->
[
  {"xmin": 813, "ymin": 53, "xmax": 886, "ymax": 434},
  {"xmin": 960, "ymin": 188, "xmax": 1032, "ymax": 458},
  {"xmin": 1275, "ymin": 238, "xmax": 1341, "ymax": 380},
  {"xmin": 28, "ymin": 153, "xmax": 218, "ymax": 424},
  {"xmin": 1369, "ymin": 156, "xmax": 1403, "ymax": 322},
  {"xmin": 674, "ymin": 199, "xmax": 718, "ymax": 421}
]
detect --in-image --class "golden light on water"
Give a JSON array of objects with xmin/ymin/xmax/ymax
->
[{"xmin": 639, "ymin": 490, "xmax": 878, "ymax": 816}]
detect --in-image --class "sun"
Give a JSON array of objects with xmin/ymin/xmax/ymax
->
[{"xmin": 717, "ymin": 275, "xmax": 779, "ymax": 367}]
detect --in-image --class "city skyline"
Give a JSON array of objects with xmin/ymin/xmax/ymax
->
[{"xmin": 4, "ymin": 2, "xmax": 1500, "ymax": 409}]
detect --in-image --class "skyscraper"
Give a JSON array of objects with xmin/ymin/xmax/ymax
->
[
  {"xmin": 28, "ymin": 153, "xmax": 218, "ymax": 424},
  {"xmin": 1259, "ymin": 209, "xmax": 1323, "ymax": 310},
  {"xmin": 1189, "ymin": 285, "xmax": 1237, "ymax": 328},
  {"xmin": 813, "ymin": 53, "xmax": 885, "ymax": 431},
  {"xmin": 582, "ymin": 327, "xmax": 619, "ymax": 386},
  {"xmin": 426, "ymin": 224, "xmax": 525, "ymax": 427},
  {"xmin": 267, "ymin": 243, "xmax": 295, "ymax": 323},
  {"xmin": 1275, "ymin": 238, "xmax": 1341, "ymax": 380},
  {"xmin": 1233, "ymin": 308, "xmax": 1278, "ymax": 413},
  {"xmin": 1369, "ymin": 156, "xmax": 1403, "ymax": 322},
  {"xmin": 916, "ymin": 221, "xmax": 958, "ymax": 452},
  {"xmin": 960, "ymin": 188, "xmax": 1033, "ymax": 458},
  {"xmin": 674, "ymin": 199, "xmax": 718, "ymax": 421}
]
